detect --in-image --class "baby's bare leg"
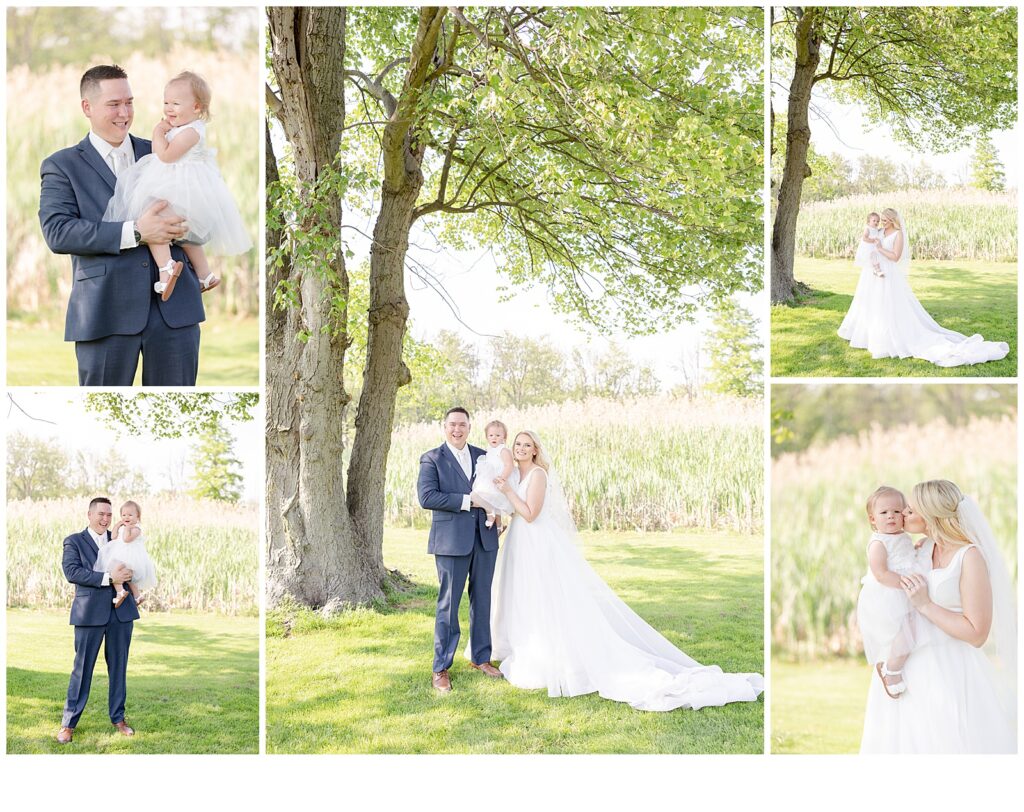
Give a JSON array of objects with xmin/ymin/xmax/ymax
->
[{"xmin": 182, "ymin": 244, "xmax": 219, "ymax": 290}]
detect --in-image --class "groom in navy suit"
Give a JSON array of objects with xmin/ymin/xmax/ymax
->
[
  {"xmin": 38, "ymin": 64, "xmax": 204, "ymax": 386},
  {"xmin": 57, "ymin": 497, "xmax": 139, "ymax": 744},
  {"xmin": 417, "ymin": 407, "xmax": 503, "ymax": 692}
]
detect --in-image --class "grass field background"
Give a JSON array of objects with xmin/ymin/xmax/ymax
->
[
  {"xmin": 386, "ymin": 396, "xmax": 763, "ymax": 532},
  {"xmin": 6, "ymin": 610, "xmax": 259, "ymax": 754},
  {"xmin": 266, "ymin": 527, "xmax": 764, "ymax": 754},
  {"xmin": 771, "ymin": 257, "xmax": 1016, "ymax": 377},
  {"xmin": 7, "ymin": 497, "xmax": 258, "ymax": 614},
  {"xmin": 771, "ymin": 659, "xmax": 868, "ymax": 754},
  {"xmin": 795, "ymin": 190, "xmax": 1016, "ymax": 262},
  {"xmin": 6, "ymin": 316, "xmax": 258, "ymax": 386}
]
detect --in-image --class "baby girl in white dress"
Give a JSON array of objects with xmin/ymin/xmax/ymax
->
[
  {"xmin": 94, "ymin": 500, "xmax": 158, "ymax": 607},
  {"xmin": 104, "ymin": 70, "xmax": 251, "ymax": 301},
  {"xmin": 854, "ymin": 211, "xmax": 885, "ymax": 277},
  {"xmin": 470, "ymin": 420, "xmax": 515, "ymax": 528},
  {"xmin": 855, "ymin": 485, "xmax": 928, "ymax": 698}
]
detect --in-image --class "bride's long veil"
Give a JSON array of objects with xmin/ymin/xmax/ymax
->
[
  {"xmin": 894, "ymin": 214, "xmax": 912, "ymax": 277},
  {"xmin": 539, "ymin": 464, "xmax": 584, "ymax": 550},
  {"xmin": 957, "ymin": 496, "xmax": 1017, "ymax": 715}
]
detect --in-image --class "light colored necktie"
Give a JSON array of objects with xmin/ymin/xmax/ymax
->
[
  {"xmin": 461, "ymin": 449, "xmax": 471, "ymax": 480},
  {"xmin": 111, "ymin": 148, "xmax": 127, "ymax": 177}
]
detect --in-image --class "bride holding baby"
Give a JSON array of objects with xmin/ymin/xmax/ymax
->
[{"xmin": 856, "ymin": 480, "xmax": 1016, "ymax": 754}]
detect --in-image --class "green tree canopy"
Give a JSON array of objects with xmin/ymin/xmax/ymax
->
[
  {"xmin": 970, "ymin": 135, "xmax": 1007, "ymax": 193},
  {"xmin": 188, "ymin": 424, "xmax": 244, "ymax": 503},
  {"xmin": 85, "ymin": 393, "xmax": 258, "ymax": 439},
  {"xmin": 333, "ymin": 5, "xmax": 764, "ymax": 332},
  {"xmin": 705, "ymin": 300, "xmax": 762, "ymax": 398},
  {"xmin": 7, "ymin": 434, "xmax": 70, "ymax": 501}
]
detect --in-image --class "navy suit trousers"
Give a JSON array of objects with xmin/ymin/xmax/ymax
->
[
  {"xmin": 75, "ymin": 296, "xmax": 200, "ymax": 386},
  {"xmin": 433, "ymin": 520, "xmax": 497, "ymax": 672},
  {"xmin": 61, "ymin": 612, "xmax": 133, "ymax": 728}
]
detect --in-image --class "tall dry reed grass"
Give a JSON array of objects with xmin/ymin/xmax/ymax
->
[
  {"xmin": 7, "ymin": 497, "xmax": 258, "ymax": 613},
  {"xmin": 384, "ymin": 396, "xmax": 763, "ymax": 532},
  {"xmin": 796, "ymin": 190, "xmax": 1017, "ymax": 261},
  {"xmin": 772, "ymin": 416, "xmax": 1016, "ymax": 659}
]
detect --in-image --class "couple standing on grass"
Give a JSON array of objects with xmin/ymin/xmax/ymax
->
[
  {"xmin": 838, "ymin": 207, "xmax": 1008, "ymax": 367},
  {"xmin": 417, "ymin": 407, "xmax": 764, "ymax": 711}
]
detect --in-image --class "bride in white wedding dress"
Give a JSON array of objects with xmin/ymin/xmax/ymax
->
[
  {"xmin": 486, "ymin": 431, "xmax": 763, "ymax": 712},
  {"xmin": 837, "ymin": 208, "xmax": 1008, "ymax": 367},
  {"xmin": 860, "ymin": 480, "xmax": 1016, "ymax": 754}
]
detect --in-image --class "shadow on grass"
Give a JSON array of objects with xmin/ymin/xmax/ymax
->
[
  {"xmin": 267, "ymin": 534, "xmax": 764, "ymax": 754},
  {"xmin": 7, "ymin": 615, "xmax": 258, "ymax": 754},
  {"xmin": 772, "ymin": 259, "xmax": 1017, "ymax": 377}
]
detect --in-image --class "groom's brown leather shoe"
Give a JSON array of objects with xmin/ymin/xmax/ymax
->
[
  {"xmin": 57, "ymin": 726, "xmax": 74, "ymax": 744},
  {"xmin": 470, "ymin": 662, "xmax": 503, "ymax": 679},
  {"xmin": 432, "ymin": 670, "xmax": 452, "ymax": 693},
  {"xmin": 112, "ymin": 721, "xmax": 135, "ymax": 737}
]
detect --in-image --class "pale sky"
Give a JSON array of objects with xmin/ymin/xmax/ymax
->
[
  {"xmin": 807, "ymin": 95, "xmax": 1019, "ymax": 188},
  {"xmin": 5, "ymin": 392, "xmax": 261, "ymax": 502},
  {"xmin": 346, "ymin": 208, "xmax": 765, "ymax": 389}
]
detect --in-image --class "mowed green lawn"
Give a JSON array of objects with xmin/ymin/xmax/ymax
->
[
  {"xmin": 7, "ymin": 609, "xmax": 259, "ymax": 754},
  {"xmin": 6, "ymin": 316, "xmax": 259, "ymax": 386},
  {"xmin": 266, "ymin": 528, "xmax": 764, "ymax": 754},
  {"xmin": 771, "ymin": 258, "xmax": 1017, "ymax": 377},
  {"xmin": 771, "ymin": 658, "xmax": 871, "ymax": 754}
]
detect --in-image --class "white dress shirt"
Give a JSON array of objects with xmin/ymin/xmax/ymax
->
[
  {"xmin": 88, "ymin": 131, "xmax": 138, "ymax": 250},
  {"xmin": 87, "ymin": 526, "xmax": 111, "ymax": 585},
  {"xmin": 446, "ymin": 442, "xmax": 473, "ymax": 511}
]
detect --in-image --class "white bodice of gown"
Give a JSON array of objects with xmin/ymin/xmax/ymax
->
[
  {"xmin": 927, "ymin": 544, "xmax": 973, "ymax": 614},
  {"xmin": 165, "ymin": 120, "xmax": 209, "ymax": 163},
  {"xmin": 116, "ymin": 523, "xmax": 145, "ymax": 543},
  {"xmin": 866, "ymin": 532, "xmax": 919, "ymax": 577}
]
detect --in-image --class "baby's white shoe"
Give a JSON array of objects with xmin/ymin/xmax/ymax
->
[{"xmin": 876, "ymin": 662, "xmax": 906, "ymax": 699}]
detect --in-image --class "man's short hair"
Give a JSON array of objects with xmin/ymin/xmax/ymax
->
[
  {"xmin": 444, "ymin": 406, "xmax": 470, "ymax": 422},
  {"xmin": 88, "ymin": 496, "xmax": 112, "ymax": 510},
  {"xmin": 80, "ymin": 65, "xmax": 128, "ymax": 99}
]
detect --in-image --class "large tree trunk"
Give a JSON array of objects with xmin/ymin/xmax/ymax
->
[
  {"xmin": 346, "ymin": 184, "xmax": 418, "ymax": 576},
  {"xmin": 267, "ymin": 8, "xmax": 379, "ymax": 609},
  {"xmin": 771, "ymin": 10, "xmax": 821, "ymax": 304},
  {"xmin": 343, "ymin": 8, "xmax": 446, "ymax": 600}
]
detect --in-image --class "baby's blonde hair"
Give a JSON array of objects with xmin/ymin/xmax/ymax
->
[
  {"xmin": 911, "ymin": 480, "xmax": 973, "ymax": 550},
  {"xmin": 120, "ymin": 500, "xmax": 142, "ymax": 520},
  {"xmin": 484, "ymin": 420, "xmax": 508, "ymax": 439},
  {"xmin": 865, "ymin": 485, "xmax": 905, "ymax": 528},
  {"xmin": 169, "ymin": 70, "xmax": 211, "ymax": 120},
  {"xmin": 866, "ymin": 211, "xmax": 880, "ymax": 222}
]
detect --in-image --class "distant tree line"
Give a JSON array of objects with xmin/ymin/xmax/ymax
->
[
  {"xmin": 772, "ymin": 134, "xmax": 1008, "ymax": 204},
  {"xmin": 344, "ymin": 296, "xmax": 762, "ymax": 428},
  {"xmin": 771, "ymin": 384, "xmax": 1017, "ymax": 456},
  {"xmin": 7, "ymin": 427, "xmax": 244, "ymax": 503}
]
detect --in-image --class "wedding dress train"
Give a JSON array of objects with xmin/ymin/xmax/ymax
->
[
  {"xmin": 489, "ymin": 468, "xmax": 763, "ymax": 711},
  {"xmin": 837, "ymin": 228, "xmax": 1008, "ymax": 367}
]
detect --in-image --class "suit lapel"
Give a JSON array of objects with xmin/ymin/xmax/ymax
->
[
  {"xmin": 441, "ymin": 444, "xmax": 471, "ymax": 487},
  {"xmin": 76, "ymin": 134, "xmax": 116, "ymax": 191},
  {"xmin": 130, "ymin": 133, "xmax": 151, "ymax": 161}
]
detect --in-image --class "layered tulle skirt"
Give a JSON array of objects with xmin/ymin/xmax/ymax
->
[
  {"xmin": 489, "ymin": 514, "xmax": 763, "ymax": 711},
  {"xmin": 103, "ymin": 153, "xmax": 251, "ymax": 255}
]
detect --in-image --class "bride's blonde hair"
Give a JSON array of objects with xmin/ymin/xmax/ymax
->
[
  {"xmin": 881, "ymin": 207, "xmax": 903, "ymax": 231},
  {"xmin": 514, "ymin": 430, "xmax": 550, "ymax": 472},
  {"xmin": 912, "ymin": 480, "xmax": 973, "ymax": 550}
]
